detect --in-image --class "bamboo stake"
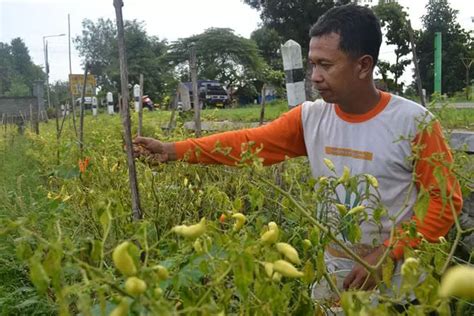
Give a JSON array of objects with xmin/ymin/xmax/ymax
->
[
  {"xmin": 190, "ymin": 44, "xmax": 201, "ymax": 137},
  {"xmin": 113, "ymin": 0, "xmax": 142, "ymax": 221},
  {"xmin": 166, "ymin": 90, "xmax": 179, "ymax": 136},
  {"xmin": 79, "ymin": 64, "xmax": 89, "ymax": 157},
  {"xmin": 138, "ymin": 73, "xmax": 144, "ymax": 136},
  {"xmin": 259, "ymin": 84, "xmax": 267, "ymax": 126},
  {"xmin": 29, "ymin": 104, "xmax": 34, "ymax": 131}
]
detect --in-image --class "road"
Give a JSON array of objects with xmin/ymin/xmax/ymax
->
[{"xmin": 433, "ymin": 102, "xmax": 474, "ymax": 109}]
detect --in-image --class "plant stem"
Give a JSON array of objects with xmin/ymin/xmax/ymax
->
[{"xmin": 259, "ymin": 178, "xmax": 375, "ymax": 274}]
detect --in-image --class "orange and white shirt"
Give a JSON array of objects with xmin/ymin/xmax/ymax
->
[{"xmin": 175, "ymin": 91, "xmax": 463, "ymax": 260}]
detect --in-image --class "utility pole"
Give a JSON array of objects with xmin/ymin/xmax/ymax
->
[
  {"xmin": 68, "ymin": 14, "xmax": 78, "ymax": 136},
  {"xmin": 43, "ymin": 33, "xmax": 65, "ymax": 112},
  {"xmin": 407, "ymin": 20, "xmax": 426, "ymax": 107},
  {"xmin": 434, "ymin": 32, "xmax": 442, "ymax": 94}
]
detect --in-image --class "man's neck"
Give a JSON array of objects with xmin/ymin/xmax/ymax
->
[{"xmin": 337, "ymin": 85, "xmax": 381, "ymax": 115}]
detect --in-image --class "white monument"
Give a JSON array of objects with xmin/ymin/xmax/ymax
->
[{"xmin": 281, "ymin": 40, "xmax": 306, "ymax": 107}]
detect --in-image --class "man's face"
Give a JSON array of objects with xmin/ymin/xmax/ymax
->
[{"xmin": 308, "ymin": 33, "xmax": 359, "ymax": 104}]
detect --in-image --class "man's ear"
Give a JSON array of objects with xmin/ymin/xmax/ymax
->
[{"xmin": 357, "ymin": 55, "xmax": 374, "ymax": 79}]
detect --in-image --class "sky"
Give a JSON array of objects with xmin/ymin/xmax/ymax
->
[{"xmin": 0, "ymin": 0, "xmax": 472, "ymax": 85}]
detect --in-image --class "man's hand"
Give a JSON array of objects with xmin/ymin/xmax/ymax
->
[
  {"xmin": 133, "ymin": 136, "xmax": 176, "ymax": 163},
  {"xmin": 343, "ymin": 245, "xmax": 388, "ymax": 291}
]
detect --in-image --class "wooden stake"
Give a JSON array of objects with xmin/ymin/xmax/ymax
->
[
  {"xmin": 138, "ymin": 73, "xmax": 144, "ymax": 136},
  {"xmin": 79, "ymin": 64, "xmax": 89, "ymax": 157},
  {"xmin": 114, "ymin": 0, "xmax": 142, "ymax": 221},
  {"xmin": 29, "ymin": 104, "xmax": 34, "ymax": 131},
  {"xmin": 166, "ymin": 90, "xmax": 179, "ymax": 135},
  {"xmin": 259, "ymin": 84, "xmax": 267, "ymax": 126},
  {"xmin": 190, "ymin": 44, "xmax": 201, "ymax": 137}
]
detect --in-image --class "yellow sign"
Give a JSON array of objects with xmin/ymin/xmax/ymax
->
[{"xmin": 69, "ymin": 74, "xmax": 96, "ymax": 97}]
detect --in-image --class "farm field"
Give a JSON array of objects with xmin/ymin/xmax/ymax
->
[{"xmin": 0, "ymin": 102, "xmax": 473, "ymax": 315}]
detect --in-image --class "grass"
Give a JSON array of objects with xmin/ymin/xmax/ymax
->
[
  {"xmin": 429, "ymin": 108, "xmax": 474, "ymax": 130},
  {"xmin": 0, "ymin": 134, "xmax": 55, "ymax": 315},
  {"xmin": 137, "ymin": 100, "xmax": 288, "ymax": 125},
  {"xmin": 199, "ymin": 100, "xmax": 289, "ymax": 122}
]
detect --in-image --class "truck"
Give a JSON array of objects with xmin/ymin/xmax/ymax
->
[{"xmin": 183, "ymin": 80, "xmax": 230, "ymax": 109}]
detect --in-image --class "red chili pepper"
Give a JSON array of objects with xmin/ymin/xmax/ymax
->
[{"xmin": 78, "ymin": 157, "xmax": 91, "ymax": 174}]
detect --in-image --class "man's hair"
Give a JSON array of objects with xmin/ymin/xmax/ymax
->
[{"xmin": 309, "ymin": 4, "xmax": 382, "ymax": 67}]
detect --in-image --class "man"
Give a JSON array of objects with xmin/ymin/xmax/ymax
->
[{"xmin": 134, "ymin": 4, "xmax": 462, "ymax": 295}]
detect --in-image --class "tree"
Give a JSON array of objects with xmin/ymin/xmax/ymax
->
[
  {"xmin": 0, "ymin": 38, "xmax": 43, "ymax": 96},
  {"xmin": 416, "ymin": 0, "xmax": 473, "ymax": 96},
  {"xmin": 49, "ymin": 81, "xmax": 70, "ymax": 106},
  {"xmin": 250, "ymin": 27, "xmax": 286, "ymax": 97},
  {"xmin": 74, "ymin": 18, "xmax": 116, "ymax": 89},
  {"xmin": 373, "ymin": 1, "xmax": 411, "ymax": 93},
  {"xmin": 167, "ymin": 28, "xmax": 266, "ymax": 101},
  {"xmin": 243, "ymin": 0, "xmax": 351, "ymax": 98},
  {"xmin": 0, "ymin": 42, "xmax": 13, "ymax": 95},
  {"xmin": 74, "ymin": 19, "xmax": 176, "ymax": 102},
  {"xmin": 251, "ymin": 26, "xmax": 284, "ymax": 70}
]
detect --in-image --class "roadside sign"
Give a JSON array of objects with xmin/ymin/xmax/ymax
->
[{"xmin": 69, "ymin": 74, "xmax": 96, "ymax": 97}]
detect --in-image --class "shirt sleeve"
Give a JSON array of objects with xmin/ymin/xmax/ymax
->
[
  {"xmin": 174, "ymin": 105, "xmax": 307, "ymax": 165},
  {"xmin": 384, "ymin": 120, "xmax": 463, "ymax": 260}
]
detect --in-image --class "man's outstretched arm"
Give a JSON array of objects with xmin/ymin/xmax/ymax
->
[{"xmin": 134, "ymin": 105, "xmax": 307, "ymax": 165}]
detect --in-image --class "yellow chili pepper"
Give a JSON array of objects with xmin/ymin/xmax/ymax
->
[
  {"xmin": 276, "ymin": 242, "xmax": 301, "ymax": 265},
  {"xmin": 232, "ymin": 213, "xmax": 246, "ymax": 231},
  {"xmin": 273, "ymin": 260, "xmax": 304, "ymax": 278},
  {"xmin": 112, "ymin": 241, "xmax": 137, "ymax": 277},
  {"xmin": 172, "ymin": 218, "xmax": 206, "ymax": 239}
]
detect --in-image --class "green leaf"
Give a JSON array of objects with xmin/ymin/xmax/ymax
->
[
  {"xmin": 232, "ymin": 197, "xmax": 243, "ymax": 212},
  {"xmin": 29, "ymin": 257, "xmax": 50, "ymax": 294},
  {"xmin": 249, "ymin": 186, "xmax": 264, "ymax": 211},
  {"xmin": 413, "ymin": 274, "xmax": 438, "ymax": 305},
  {"xmin": 99, "ymin": 209, "xmax": 111, "ymax": 235},
  {"xmin": 414, "ymin": 187, "xmax": 430, "ymax": 222},
  {"xmin": 315, "ymin": 250, "xmax": 325, "ymax": 282},
  {"xmin": 347, "ymin": 224, "xmax": 362, "ymax": 244},
  {"xmin": 91, "ymin": 240, "xmax": 103, "ymax": 264},
  {"xmin": 309, "ymin": 226, "xmax": 320, "ymax": 246},
  {"xmin": 407, "ymin": 305, "xmax": 426, "ymax": 316},
  {"xmin": 433, "ymin": 249, "xmax": 446, "ymax": 275},
  {"xmin": 233, "ymin": 253, "xmax": 254, "ymax": 298},
  {"xmin": 382, "ymin": 258, "xmax": 394, "ymax": 289},
  {"xmin": 77, "ymin": 294, "xmax": 92, "ymax": 316},
  {"xmin": 43, "ymin": 248, "xmax": 62, "ymax": 288},
  {"xmin": 15, "ymin": 238, "xmax": 34, "ymax": 261},
  {"xmin": 302, "ymin": 260, "xmax": 315, "ymax": 284}
]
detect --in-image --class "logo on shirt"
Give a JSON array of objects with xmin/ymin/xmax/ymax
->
[{"xmin": 325, "ymin": 146, "xmax": 373, "ymax": 161}]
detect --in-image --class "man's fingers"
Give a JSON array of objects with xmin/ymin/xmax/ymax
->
[
  {"xmin": 349, "ymin": 273, "xmax": 366, "ymax": 290},
  {"xmin": 360, "ymin": 274, "xmax": 376, "ymax": 290},
  {"xmin": 133, "ymin": 136, "xmax": 147, "ymax": 145},
  {"xmin": 344, "ymin": 266, "xmax": 372, "ymax": 290},
  {"xmin": 343, "ymin": 269, "xmax": 357, "ymax": 290}
]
